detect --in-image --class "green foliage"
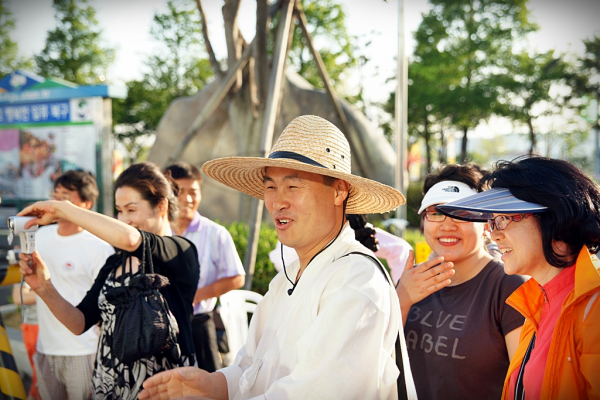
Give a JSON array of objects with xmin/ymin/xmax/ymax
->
[
  {"xmin": 112, "ymin": 0, "xmax": 213, "ymax": 163},
  {"xmin": 34, "ymin": 0, "xmax": 115, "ymax": 84},
  {"xmin": 225, "ymin": 222, "xmax": 279, "ymax": 295},
  {"xmin": 497, "ymin": 50, "xmax": 578, "ymax": 153},
  {"xmin": 0, "ymin": 0, "xmax": 32, "ymax": 79},
  {"xmin": 284, "ymin": 0, "xmax": 357, "ymax": 91},
  {"xmin": 385, "ymin": 0, "xmax": 539, "ymax": 164},
  {"xmin": 568, "ymin": 35, "xmax": 600, "ymax": 128},
  {"xmin": 406, "ymin": 180, "xmax": 425, "ymax": 229}
]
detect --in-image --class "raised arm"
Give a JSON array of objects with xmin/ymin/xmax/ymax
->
[{"xmin": 18, "ymin": 200, "xmax": 141, "ymax": 252}]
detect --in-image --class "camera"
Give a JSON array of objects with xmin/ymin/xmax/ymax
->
[{"xmin": 7, "ymin": 216, "xmax": 39, "ymax": 254}]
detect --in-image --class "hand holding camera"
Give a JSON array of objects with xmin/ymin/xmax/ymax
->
[
  {"xmin": 16, "ymin": 200, "xmax": 67, "ymax": 229},
  {"xmin": 18, "ymin": 251, "xmax": 51, "ymax": 293}
]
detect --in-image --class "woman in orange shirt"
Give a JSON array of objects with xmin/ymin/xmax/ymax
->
[{"xmin": 436, "ymin": 156, "xmax": 600, "ymax": 400}]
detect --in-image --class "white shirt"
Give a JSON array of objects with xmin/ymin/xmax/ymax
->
[
  {"xmin": 183, "ymin": 212, "xmax": 245, "ymax": 314},
  {"xmin": 269, "ymin": 226, "xmax": 412, "ymax": 283},
  {"xmin": 220, "ymin": 223, "xmax": 417, "ymax": 400},
  {"xmin": 372, "ymin": 227, "xmax": 411, "ymax": 283},
  {"xmin": 36, "ymin": 225, "xmax": 114, "ymax": 355}
]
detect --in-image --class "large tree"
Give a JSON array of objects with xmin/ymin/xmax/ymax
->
[
  {"xmin": 112, "ymin": 0, "xmax": 213, "ymax": 163},
  {"xmin": 34, "ymin": 0, "xmax": 115, "ymax": 85},
  {"xmin": 383, "ymin": 56, "xmax": 457, "ymax": 173},
  {"xmin": 569, "ymin": 35, "xmax": 600, "ymax": 130},
  {"xmin": 412, "ymin": 0, "xmax": 537, "ymax": 162},
  {"xmin": 499, "ymin": 50, "xmax": 576, "ymax": 154},
  {"xmin": 285, "ymin": 0, "xmax": 357, "ymax": 91},
  {"xmin": 147, "ymin": 0, "xmax": 397, "ymax": 287},
  {"xmin": 0, "ymin": 0, "xmax": 32, "ymax": 79}
]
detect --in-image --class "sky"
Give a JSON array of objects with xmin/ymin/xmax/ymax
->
[{"xmin": 6, "ymin": 0, "xmax": 600, "ymax": 137}]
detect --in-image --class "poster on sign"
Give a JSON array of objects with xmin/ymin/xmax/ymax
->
[
  {"xmin": 0, "ymin": 129, "xmax": 20, "ymax": 198},
  {"xmin": 17, "ymin": 125, "xmax": 96, "ymax": 199}
]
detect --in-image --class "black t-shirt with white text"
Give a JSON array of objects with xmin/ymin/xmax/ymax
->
[{"xmin": 404, "ymin": 259, "xmax": 525, "ymax": 400}]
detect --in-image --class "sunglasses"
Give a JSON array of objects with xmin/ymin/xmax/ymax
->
[
  {"xmin": 424, "ymin": 210, "xmax": 469, "ymax": 224},
  {"xmin": 487, "ymin": 213, "xmax": 533, "ymax": 232}
]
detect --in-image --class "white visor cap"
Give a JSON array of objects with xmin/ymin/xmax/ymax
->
[{"xmin": 418, "ymin": 181, "xmax": 478, "ymax": 214}]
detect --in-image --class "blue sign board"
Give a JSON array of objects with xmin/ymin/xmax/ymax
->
[
  {"xmin": 0, "ymin": 70, "xmax": 127, "ymax": 105},
  {"xmin": 0, "ymin": 101, "xmax": 71, "ymax": 124}
]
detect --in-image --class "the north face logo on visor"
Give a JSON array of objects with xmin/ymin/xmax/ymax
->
[{"xmin": 442, "ymin": 186, "xmax": 460, "ymax": 193}]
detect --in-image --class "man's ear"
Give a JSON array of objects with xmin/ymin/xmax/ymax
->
[
  {"xmin": 333, "ymin": 179, "xmax": 350, "ymax": 206},
  {"xmin": 82, "ymin": 200, "xmax": 94, "ymax": 210}
]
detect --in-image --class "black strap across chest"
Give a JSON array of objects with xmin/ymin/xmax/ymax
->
[{"xmin": 341, "ymin": 251, "xmax": 409, "ymax": 400}]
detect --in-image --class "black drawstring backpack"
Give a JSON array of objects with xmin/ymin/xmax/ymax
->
[{"xmin": 105, "ymin": 231, "xmax": 181, "ymax": 364}]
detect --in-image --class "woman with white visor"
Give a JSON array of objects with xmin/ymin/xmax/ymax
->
[
  {"xmin": 436, "ymin": 156, "xmax": 600, "ymax": 400},
  {"xmin": 396, "ymin": 164, "xmax": 525, "ymax": 400}
]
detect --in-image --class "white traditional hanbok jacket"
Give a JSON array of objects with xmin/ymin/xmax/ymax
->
[{"xmin": 220, "ymin": 223, "xmax": 417, "ymax": 400}]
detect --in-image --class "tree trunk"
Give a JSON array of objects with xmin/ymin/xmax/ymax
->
[
  {"xmin": 222, "ymin": 0, "xmax": 243, "ymax": 92},
  {"xmin": 424, "ymin": 115, "xmax": 432, "ymax": 173},
  {"xmin": 527, "ymin": 117, "xmax": 536, "ymax": 155},
  {"xmin": 254, "ymin": 0, "xmax": 270, "ymax": 104},
  {"xmin": 461, "ymin": 126, "xmax": 468, "ymax": 163},
  {"xmin": 196, "ymin": 0, "xmax": 222, "ymax": 78},
  {"xmin": 439, "ymin": 123, "xmax": 446, "ymax": 164}
]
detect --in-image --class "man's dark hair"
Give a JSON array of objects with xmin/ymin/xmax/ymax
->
[
  {"xmin": 480, "ymin": 156, "xmax": 600, "ymax": 268},
  {"xmin": 423, "ymin": 163, "xmax": 486, "ymax": 195},
  {"xmin": 164, "ymin": 162, "xmax": 202, "ymax": 183},
  {"xmin": 54, "ymin": 170, "xmax": 99, "ymax": 204}
]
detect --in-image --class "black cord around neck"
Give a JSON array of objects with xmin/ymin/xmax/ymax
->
[{"xmin": 282, "ymin": 218, "xmax": 346, "ymax": 296}]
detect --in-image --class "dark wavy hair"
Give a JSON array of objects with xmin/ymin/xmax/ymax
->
[
  {"xmin": 479, "ymin": 156, "xmax": 600, "ymax": 267},
  {"xmin": 115, "ymin": 162, "xmax": 179, "ymax": 222},
  {"xmin": 347, "ymin": 214, "xmax": 379, "ymax": 252},
  {"xmin": 54, "ymin": 170, "xmax": 99, "ymax": 204},
  {"xmin": 164, "ymin": 161, "xmax": 203, "ymax": 183}
]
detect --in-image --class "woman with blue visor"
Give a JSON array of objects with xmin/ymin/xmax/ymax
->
[{"xmin": 436, "ymin": 156, "xmax": 600, "ymax": 400}]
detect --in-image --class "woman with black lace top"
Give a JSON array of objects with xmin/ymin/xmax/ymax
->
[{"xmin": 18, "ymin": 162, "xmax": 199, "ymax": 400}]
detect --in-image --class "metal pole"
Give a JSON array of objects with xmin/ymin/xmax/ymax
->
[
  {"xmin": 243, "ymin": 0, "xmax": 295, "ymax": 290},
  {"xmin": 394, "ymin": 0, "xmax": 408, "ymax": 234},
  {"xmin": 594, "ymin": 125, "xmax": 600, "ymax": 180}
]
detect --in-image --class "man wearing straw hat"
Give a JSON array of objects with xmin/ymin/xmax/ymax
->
[{"xmin": 140, "ymin": 115, "xmax": 416, "ymax": 400}]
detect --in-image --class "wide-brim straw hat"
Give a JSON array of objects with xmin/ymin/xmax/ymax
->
[{"xmin": 202, "ymin": 115, "xmax": 405, "ymax": 214}]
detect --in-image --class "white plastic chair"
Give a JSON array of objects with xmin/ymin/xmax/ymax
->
[{"xmin": 219, "ymin": 290, "xmax": 264, "ymax": 366}]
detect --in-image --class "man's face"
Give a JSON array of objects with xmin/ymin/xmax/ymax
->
[
  {"xmin": 52, "ymin": 184, "xmax": 90, "ymax": 209},
  {"xmin": 174, "ymin": 178, "xmax": 202, "ymax": 220},
  {"xmin": 263, "ymin": 167, "xmax": 344, "ymax": 259}
]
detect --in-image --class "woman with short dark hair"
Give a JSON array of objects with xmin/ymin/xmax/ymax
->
[
  {"xmin": 18, "ymin": 162, "xmax": 200, "ymax": 400},
  {"xmin": 436, "ymin": 156, "xmax": 600, "ymax": 400},
  {"xmin": 398, "ymin": 163, "xmax": 525, "ymax": 400}
]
